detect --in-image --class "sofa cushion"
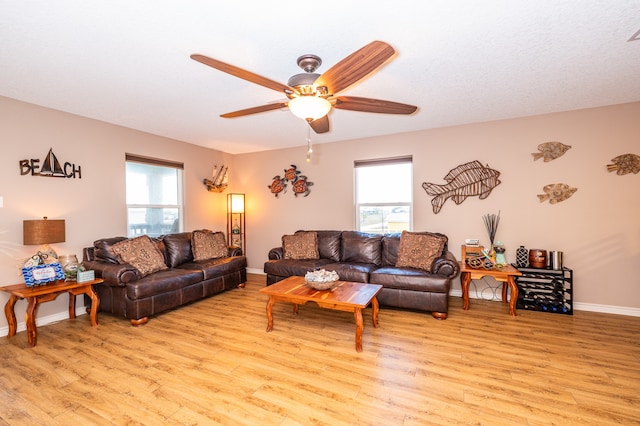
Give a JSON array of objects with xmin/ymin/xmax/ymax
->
[
  {"xmin": 93, "ymin": 236, "xmax": 129, "ymax": 264},
  {"xmin": 341, "ymin": 231, "xmax": 382, "ymax": 265},
  {"xmin": 125, "ymin": 268, "xmax": 204, "ymax": 300},
  {"xmin": 110, "ymin": 235, "xmax": 168, "ymax": 277},
  {"xmin": 163, "ymin": 232, "xmax": 194, "ymax": 268},
  {"xmin": 322, "ymin": 262, "xmax": 377, "ymax": 283},
  {"xmin": 396, "ymin": 231, "xmax": 447, "ymax": 271},
  {"xmin": 370, "ymin": 266, "xmax": 450, "ymax": 292},
  {"xmin": 283, "ymin": 232, "xmax": 319, "ymax": 260},
  {"xmin": 264, "ymin": 258, "xmax": 333, "ymax": 278},
  {"xmin": 178, "ymin": 256, "xmax": 248, "ymax": 280},
  {"xmin": 192, "ymin": 230, "xmax": 228, "ymax": 261},
  {"xmin": 297, "ymin": 230, "xmax": 342, "ymax": 262}
]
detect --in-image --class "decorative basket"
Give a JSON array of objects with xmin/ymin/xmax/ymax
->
[
  {"xmin": 304, "ymin": 269, "xmax": 340, "ymax": 290},
  {"xmin": 305, "ymin": 279, "xmax": 339, "ymax": 291}
]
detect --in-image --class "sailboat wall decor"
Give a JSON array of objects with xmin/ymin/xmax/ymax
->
[
  {"xmin": 19, "ymin": 148, "xmax": 82, "ymax": 179},
  {"xmin": 203, "ymin": 164, "xmax": 228, "ymax": 192}
]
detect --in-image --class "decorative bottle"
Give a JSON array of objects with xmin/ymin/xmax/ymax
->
[
  {"xmin": 232, "ymin": 219, "xmax": 240, "ymax": 234},
  {"xmin": 516, "ymin": 245, "xmax": 528, "ymax": 267}
]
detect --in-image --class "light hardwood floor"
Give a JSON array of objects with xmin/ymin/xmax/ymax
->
[{"xmin": 1, "ymin": 273, "xmax": 638, "ymax": 425}]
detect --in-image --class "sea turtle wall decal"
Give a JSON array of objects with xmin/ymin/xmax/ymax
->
[{"xmin": 268, "ymin": 165, "xmax": 313, "ymax": 198}]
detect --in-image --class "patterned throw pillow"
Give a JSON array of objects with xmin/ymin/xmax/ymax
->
[
  {"xmin": 395, "ymin": 231, "xmax": 447, "ymax": 271},
  {"xmin": 282, "ymin": 232, "xmax": 319, "ymax": 260},
  {"xmin": 110, "ymin": 235, "xmax": 168, "ymax": 277},
  {"xmin": 192, "ymin": 230, "xmax": 228, "ymax": 261}
]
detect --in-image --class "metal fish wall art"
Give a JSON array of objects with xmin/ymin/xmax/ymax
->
[
  {"xmin": 606, "ymin": 153, "xmax": 640, "ymax": 175},
  {"xmin": 537, "ymin": 183, "xmax": 577, "ymax": 204},
  {"xmin": 532, "ymin": 141, "xmax": 572, "ymax": 162},
  {"xmin": 422, "ymin": 161, "xmax": 501, "ymax": 214}
]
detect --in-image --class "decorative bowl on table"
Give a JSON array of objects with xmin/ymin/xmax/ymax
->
[{"xmin": 304, "ymin": 269, "xmax": 340, "ymax": 290}]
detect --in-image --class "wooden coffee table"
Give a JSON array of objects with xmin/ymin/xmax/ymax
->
[
  {"xmin": 259, "ymin": 276, "xmax": 382, "ymax": 352},
  {"xmin": 2, "ymin": 278, "xmax": 102, "ymax": 347}
]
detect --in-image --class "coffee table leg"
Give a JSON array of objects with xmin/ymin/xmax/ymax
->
[
  {"xmin": 354, "ymin": 307, "xmax": 364, "ymax": 352},
  {"xmin": 265, "ymin": 297, "xmax": 274, "ymax": 332},
  {"xmin": 371, "ymin": 296, "xmax": 380, "ymax": 328}
]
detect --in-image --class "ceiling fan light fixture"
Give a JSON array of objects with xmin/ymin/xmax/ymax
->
[{"xmin": 288, "ymin": 96, "xmax": 332, "ymax": 121}]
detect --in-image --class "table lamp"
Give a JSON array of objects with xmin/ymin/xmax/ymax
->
[{"xmin": 23, "ymin": 216, "xmax": 65, "ymax": 259}]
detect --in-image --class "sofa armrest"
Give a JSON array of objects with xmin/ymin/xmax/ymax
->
[
  {"xmin": 228, "ymin": 246, "xmax": 243, "ymax": 257},
  {"xmin": 268, "ymin": 247, "xmax": 284, "ymax": 260},
  {"xmin": 431, "ymin": 251, "xmax": 460, "ymax": 279},
  {"xmin": 82, "ymin": 260, "xmax": 138, "ymax": 287}
]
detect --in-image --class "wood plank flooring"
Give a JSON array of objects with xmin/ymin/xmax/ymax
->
[{"xmin": 1, "ymin": 273, "xmax": 638, "ymax": 425}]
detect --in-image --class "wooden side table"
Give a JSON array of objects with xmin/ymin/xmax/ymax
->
[
  {"xmin": 459, "ymin": 262, "xmax": 522, "ymax": 316},
  {"xmin": 1, "ymin": 278, "xmax": 103, "ymax": 347}
]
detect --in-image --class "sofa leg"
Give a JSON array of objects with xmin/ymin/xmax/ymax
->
[
  {"xmin": 432, "ymin": 312, "xmax": 448, "ymax": 320},
  {"xmin": 130, "ymin": 317, "xmax": 149, "ymax": 326},
  {"xmin": 238, "ymin": 283, "xmax": 246, "ymax": 288}
]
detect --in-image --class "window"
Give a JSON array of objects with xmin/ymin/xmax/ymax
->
[
  {"xmin": 355, "ymin": 156, "xmax": 412, "ymax": 234},
  {"xmin": 125, "ymin": 154, "xmax": 183, "ymax": 237}
]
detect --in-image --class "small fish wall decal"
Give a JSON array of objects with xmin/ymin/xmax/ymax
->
[
  {"xmin": 532, "ymin": 141, "xmax": 572, "ymax": 162},
  {"xmin": 606, "ymin": 153, "xmax": 640, "ymax": 175},
  {"xmin": 537, "ymin": 183, "xmax": 577, "ymax": 204},
  {"xmin": 422, "ymin": 160, "xmax": 501, "ymax": 214}
]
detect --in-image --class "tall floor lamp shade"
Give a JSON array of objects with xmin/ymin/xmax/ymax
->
[{"xmin": 227, "ymin": 193, "xmax": 245, "ymax": 254}]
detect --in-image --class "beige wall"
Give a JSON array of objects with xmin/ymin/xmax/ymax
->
[
  {"xmin": 1, "ymin": 96, "xmax": 638, "ymax": 332},
  {"xmin": 0, "ymin": 96, "xmax": 233, "ymax": 327},
  {"xmin": 236, "ymin": 102, "xmax": 640, "ymax": 313}
]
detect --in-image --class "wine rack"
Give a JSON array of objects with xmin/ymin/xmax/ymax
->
[{"xmin": 512, "ymin": 265, "xmax": 573, "ymax": 315}]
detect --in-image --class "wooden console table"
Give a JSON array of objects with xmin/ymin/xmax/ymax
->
[
  {"xmin": 2, "ymin": 278, "xmax": 102, "ymax": 347},
  {"xmin": 459, "ymin": 262, "xmax": 522, "ymax": 316}
]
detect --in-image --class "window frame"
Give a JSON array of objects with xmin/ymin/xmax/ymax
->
[
  {"xmin": 125, "ymin": 153, "xmax": 184, "ymax": 237},
  {"xmin": 354, "ymin": 156, "xmax": 413, "ymax": 234}
]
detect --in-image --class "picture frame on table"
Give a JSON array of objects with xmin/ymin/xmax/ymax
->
[{"xmin": 21, "ymin": 262, "xmax": 65, "ymax": 286}]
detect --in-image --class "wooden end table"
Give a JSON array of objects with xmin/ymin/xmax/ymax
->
[
  {"xmin": 259, "ymin": 276, "xmax": 382, "ymax": 352},
  {"xmin": 1, "ymin": 278, "xmax": 103, "ymax": 347},
  {"xmin": 459, "ymin": 262, "xmax": 522, "ymax": 316}
]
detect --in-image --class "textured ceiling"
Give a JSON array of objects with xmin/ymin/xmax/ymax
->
[{"xmin": 1, "ymin": 1, "xmax": 639, "ymax": 154}]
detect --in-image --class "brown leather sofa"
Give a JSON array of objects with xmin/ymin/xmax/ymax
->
[
  {"xmin": 83, "ymin": 232, "xmax": 247, "ymax": 325},
  {"xmin": 264, "ymin": 230, "xmax": 459, "ymax": 319}
]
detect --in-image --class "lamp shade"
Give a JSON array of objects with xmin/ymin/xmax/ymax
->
[
  {"xmin": 23, "ymin": 217, "xmax": 65, "ymax": 245},
  {"xmin": 288, "ymin": 96, "xmax": 331, "ymax": 121},
  {"xmin": 227, "ymin": 193, "xmax": 245, "ymax": 214}
]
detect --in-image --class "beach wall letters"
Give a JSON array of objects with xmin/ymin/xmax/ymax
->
[{"xmin": 19, "ymin": 148, "xmax": 82, "ymax": 179}]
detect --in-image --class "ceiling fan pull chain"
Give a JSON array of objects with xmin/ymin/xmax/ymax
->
[{"xmin": 306, "ymin": 126, "xmax": 313, "ymax": 162}]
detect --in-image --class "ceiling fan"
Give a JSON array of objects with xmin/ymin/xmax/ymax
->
[{"xmin": 190, "ymin": 41, "xmax": 418, "ymax": 134}]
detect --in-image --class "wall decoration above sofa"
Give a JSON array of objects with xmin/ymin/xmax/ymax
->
[
  {"xmin": 422, "ymin": 160, "xmax": 501, "ymax": 214},
  {"xmin": 531, "ymin": 141, "xmax": 572, "ymax": 162},
  {"xmin": 606, "ymin": 153, "xmax": 640, "ymax": 175},
  {"xmin": 203, "ymin": 164, "xmax": 228, "ymax": 192},
  {"xmin": 268, "ymin": 164, "xmax": 314, "ymax": 197},
  {"xmin": 19, "ymin": 147, "xmax": 82, "ymax": 179},
  {"xmin": 537, "ymin": 183, "xmax": 577, "ymax": 204}
]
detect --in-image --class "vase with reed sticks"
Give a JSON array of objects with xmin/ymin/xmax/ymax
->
[{"xmin": 483, "ymin": 211, "xmax": 501, "ymax": 262}]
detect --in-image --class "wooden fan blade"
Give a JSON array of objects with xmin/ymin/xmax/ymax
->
[
  {"xmin": 191, "ymin": 54, "xmax": 294, "ymax": 94},
  {"xmin": 314, "ymin": 41, "xmax": 395, "ymax": 95},
  {"xmin": 308, "ymin": 115, "xmax": 330, "ymax": 134},
  {"xmin": 333, "ymin": 96, "xmax": 418, "ymax": 114},
  {"xmin": 220, "ymin": 102, "xmax": 288, "ymax": 118}
]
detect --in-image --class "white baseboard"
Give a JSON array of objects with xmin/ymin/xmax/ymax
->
[
  {"xmin": 3, "ymin": 279, "xmax": 636, "ymax": 337},
  {"xmin": 0, "ymin": 306, "xmax": 88, "ymax": 338},
  {"xmin": 449, "ymin": 288, "xmax": 640, "ymax": 317}
]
